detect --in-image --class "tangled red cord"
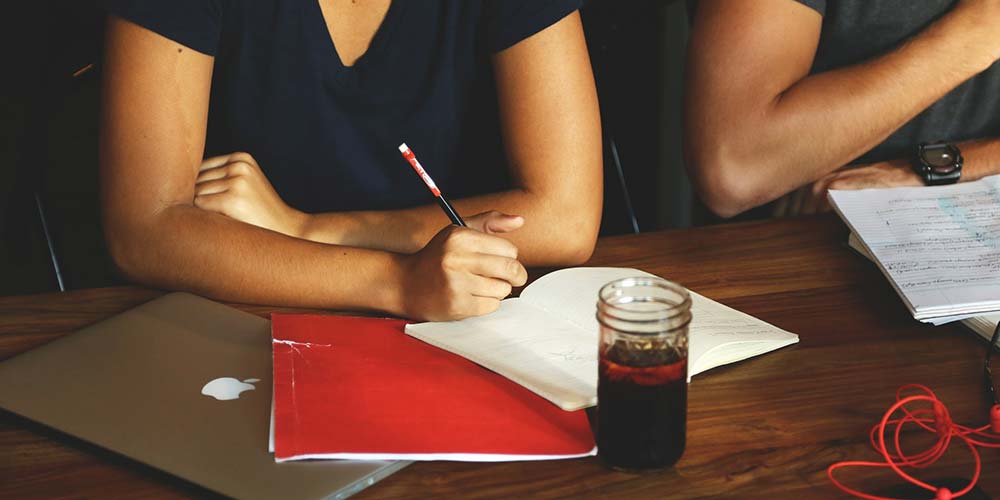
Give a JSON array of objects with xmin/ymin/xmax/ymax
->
[{"xmin": 828, "ymin": 385, "xmax": 1000, "ymax": 499}]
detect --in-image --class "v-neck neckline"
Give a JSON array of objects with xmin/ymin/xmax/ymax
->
[{"xmin": 309, "ymin": 0, "xmax": 403, "ymax": 73}]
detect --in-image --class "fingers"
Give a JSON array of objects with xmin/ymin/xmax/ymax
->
[
  {"xmin": 200, "ymin": 154, "xmax": 235, "ymax": 171},
  {"xmin": 801, "ymin": 180, "xmax": 831, "ymax": 215},
  {"xmin": 192, "ymin": 191, "xmax": 234, "ymax": 214},
  {"xmin": 484, "ymin": 214, "xmax": 524, "ymax": 234},
  {"xmin": 467, "ymin": 254, "xmax": 527, "ymax": 287},
  {"xmin": 470, "ymin": 275, "xmax": 514, "ymax": 300},
  {"xmin": 436, "ymin": 296, "xmax": 503, "ymax": 321},
  {"xmin": 199, "ymin": 152, "xmax": 258, "ymax": 172},
  {"xmin": 441, "ymin": 226, "xmax": 519, "ymax": 259},
  {"xmin": 470, "ymin": 296, "xmax": 503, "ymax": 317},
  {"xmin": 407, "ymin": 223, "xmax": 526, "ymax": 321},
  {"xmin": 196, "ymin": 166, "xmax": 230, "ymax": 183},
  {"xmin": 193, "ymin": 177, "xmax": 232, "ymax": 197},
  {"xmin": 197, "ymin": 161, "xmax": 256, "ymax": 184},
  {"xmin": 465, "ymin": 211, "xmax": 524, "ymax": 234},
  {"xmin": 786, "ymin": 186, "xmax": 810, "ymax": 216},
  {"xmin": 477, "ymin": 211, "xmax": 525, "ymax": 234}
]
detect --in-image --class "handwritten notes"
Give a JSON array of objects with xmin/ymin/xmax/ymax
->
[
  {"xmin": 405, "ymin": 268, "xmax": 798, "ymax": 411},
  {"xmin": 829, "ymin": 175, "xmax": 1000, "ymax": 322}
]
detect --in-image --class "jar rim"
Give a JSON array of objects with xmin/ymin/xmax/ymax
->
[{"xmin": 597, "ymin": 277, "xmax": 692, "ymax": 325}]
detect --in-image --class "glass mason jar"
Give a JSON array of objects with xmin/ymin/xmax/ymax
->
[{"xmin": 596, "ymin": 277, "xmax": 692, "ymax": 471}]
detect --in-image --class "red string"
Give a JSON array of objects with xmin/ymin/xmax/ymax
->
[{"xmin": 828, "ymin": 384, "xmax": 1000, "ymax": 499}]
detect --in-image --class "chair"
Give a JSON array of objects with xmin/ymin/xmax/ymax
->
[
  {"xmin": 582, "ymin": 0, "xmax": 693, "ymax": 235},
  {"xmin": 2, "ymin": 4, "xmax": 112, "ymax": 294}
]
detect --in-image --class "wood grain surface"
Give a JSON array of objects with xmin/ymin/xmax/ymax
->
[{"xmin": 1, "ymin": 214, "xmax": 997, "ymax": 499}]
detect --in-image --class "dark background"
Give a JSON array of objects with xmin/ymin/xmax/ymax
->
[{"xmin": 0, "ymin": 1, "xmax": 693, "ymax": 296}]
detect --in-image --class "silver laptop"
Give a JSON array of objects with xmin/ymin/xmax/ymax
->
[{"xmin": 0, "ymin": 293, "xmax": 408, "ymax": 500}]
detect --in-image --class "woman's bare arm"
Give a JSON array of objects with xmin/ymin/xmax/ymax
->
[
  {"xmin": 100, "ymin": 16, "xmax": 525, "ymax": 320},
  {"xmin": 201, "ymin": 12, "xmax": 604, "ymax": 266}
]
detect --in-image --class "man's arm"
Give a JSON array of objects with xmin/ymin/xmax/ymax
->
[
  {"xmin": 797, "ymin": 136, "xmax": 1000, "ymax": 213},
  {"xmin": 101, "ymin": 16, "xmax": 526, "ymax": 321},
  {"xmin": 195, "ymin": 12, "xmax": 603, "ymax": 266},
  {"xmin": 685, "ymin": 0, "xmax": 1000, "ymax": 217}
]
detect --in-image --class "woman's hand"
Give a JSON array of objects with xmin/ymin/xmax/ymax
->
[
  {"xmin": 398, "ymin": 212, "xmax": 527, "ymax": 321},
  {"xmin": 464, "ymin": 211, "xmax": 525, "ymax": 235},
  {"xmin": 193, "ymin": 153, "xmax": 308, "ymax": 237}
]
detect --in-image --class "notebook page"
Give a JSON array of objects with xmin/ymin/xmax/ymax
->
[
  {"xmin": 520, "ymin": 267, "xmax": 656, "ymax": 332},
  {"xmin": 405, "ymin": 298, "xmax": 596, "ymax": 411},
  {"xmin": 686, "ymin": 292, "xmax": 798, "ymax": 377},
  {"xmin": 521, "ymin": 267, "xmax": 798, "ymax": 381},
  {"xmin": 829, "ymin": 176, "xmax": 1000, "ymax": 319}
]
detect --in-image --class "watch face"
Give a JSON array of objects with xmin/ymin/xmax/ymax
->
[{"xmin": 923, "ymin": 145, "xmax": 958, "ymax": 173}]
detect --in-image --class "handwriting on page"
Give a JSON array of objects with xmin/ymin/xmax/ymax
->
[
  {"xmin": 687, "ymin": 292, "xmax": 798, "ymax": 377},
  {"xmin": 830, "ymin": 176, "xmax": 1000, "ymax": 315}
]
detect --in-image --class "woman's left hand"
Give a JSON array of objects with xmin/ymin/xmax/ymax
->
[{"xmin": 194, "ymin": 152, "xmax": 308, "ymax": 237}]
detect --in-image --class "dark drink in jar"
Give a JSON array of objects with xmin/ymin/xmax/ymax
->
[
  {"xmin": 598, "ymin": 344, "xmax": 687, "ymax": 469},
  {"xmin": 596, "ymin": 276, "xmax": 691, "ymax": 471}
]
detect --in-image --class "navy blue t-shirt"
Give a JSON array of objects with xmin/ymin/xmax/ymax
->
[{"xmin": 101, "ymin": 0, "xmax": 580, "ymax": 213}]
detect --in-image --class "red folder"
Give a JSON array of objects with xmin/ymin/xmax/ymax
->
[{"xmin": 271, "ymin": 314, "xmax": 596, "ymax": 462}]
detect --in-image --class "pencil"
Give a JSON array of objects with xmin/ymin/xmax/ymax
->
[{"xmin": 398, "ymin": 143, "xmax": 467, "ymax": 227}]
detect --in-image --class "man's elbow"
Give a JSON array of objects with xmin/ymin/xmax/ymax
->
[{"xmin": 687, "ymin": 146, "xmax": 773, "ymax": 219}]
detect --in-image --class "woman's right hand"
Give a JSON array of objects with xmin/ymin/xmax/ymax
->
[{"xmin": 398, "ymin": 214, "xmax": 527, "ymax": 322}]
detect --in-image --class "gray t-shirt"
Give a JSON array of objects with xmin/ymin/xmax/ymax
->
[{"xmin": 796, "ymin": 0, "xmax": 1000, "ymax": 164}]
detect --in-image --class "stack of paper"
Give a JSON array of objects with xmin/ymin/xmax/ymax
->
[
  {"xmin": 963, "ymin": 314, "xmax": 1000, "ymax": 344},
  {"xmin": 831, "ymin": 175, "xmax": 1000, "ymax": 325},
  {"xmin": 846, "ymin": 234, "xmax": 1000, "ymax": 346}
]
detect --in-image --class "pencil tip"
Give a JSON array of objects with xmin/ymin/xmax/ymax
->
[{"xmin": 398, "ymin": 143, "xmax": 408, "ymax": 153}]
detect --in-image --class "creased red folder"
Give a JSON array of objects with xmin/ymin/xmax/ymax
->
[{"xmin": 271, "ymin": 314, "xmax": 596, "ymax": 462}]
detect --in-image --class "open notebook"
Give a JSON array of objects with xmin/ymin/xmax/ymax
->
[
  {"xmin": 829, "ymin": 176, "xmax": 1000, "ymax": 324},
  {"xmin": 406, "ymin": 267, "xmax": 799, "ymax": 411}
]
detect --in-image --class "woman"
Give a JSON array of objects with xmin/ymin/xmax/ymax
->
[{"xmin": 99, "ymin": 0, "xmax": 603, "ymax": 320}]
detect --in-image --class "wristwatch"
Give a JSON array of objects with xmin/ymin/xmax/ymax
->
[{"xmin": 913, "ymin": 142, "xmax": 962, "ymax": 186}]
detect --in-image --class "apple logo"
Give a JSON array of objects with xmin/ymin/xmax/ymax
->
[{"xmin": 201, "ymin": 377, "xmax": 261, "ymax": 401}]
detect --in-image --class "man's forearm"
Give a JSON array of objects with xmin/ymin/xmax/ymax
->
[
  {"xmin": 764, "ymin": 14, "xmax": 994, "ymax": 184},
  {"xmin": 957, "ymin": 137, "xmax": 1000, "ymax": 182},
  {"xmin": 689, "ymin": 2, "xmax": 1000, "ymax": 216},
  {"xmin": 107, "ymin": 204, "xmax": 407, "ymax": 314},
  {"xmin": 299, "ymin": 187, "xmax": 600, "ymax": 266}
]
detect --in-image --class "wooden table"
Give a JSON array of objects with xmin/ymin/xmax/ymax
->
[{"xmin": 2, "ymin": 214, "xmax": 997, "ymax": 499}]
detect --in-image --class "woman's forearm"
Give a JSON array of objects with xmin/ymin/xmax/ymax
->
[
  {"xmin": 106, "ymin": 203, "xmax": 408, "ymax": 313},
  {"xmin": 298, "ymin": 186, "xmax": 600, "ymax": 266}
]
